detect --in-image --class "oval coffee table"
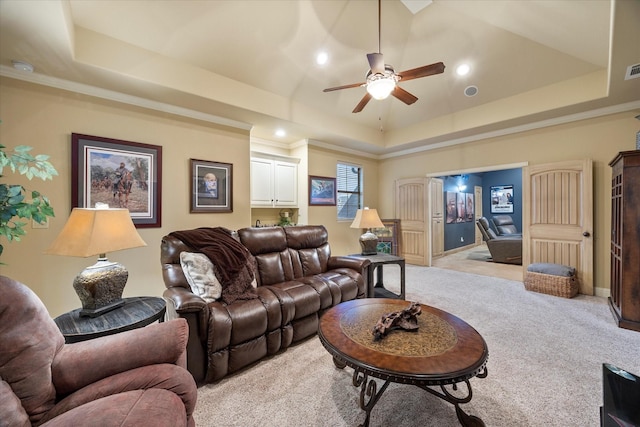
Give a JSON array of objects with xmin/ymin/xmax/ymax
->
[{"xmin": 318, "ymin": 298, "xmax": 488, "ymax": 427}]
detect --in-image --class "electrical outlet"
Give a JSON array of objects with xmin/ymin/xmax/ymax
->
[
  {"xmin": 460, "ymin": 236, "xmax": 464, "ymax": 242},
  {"xmin": 32, "ymin": 218, "xmax": 49, "ymax": 229}
]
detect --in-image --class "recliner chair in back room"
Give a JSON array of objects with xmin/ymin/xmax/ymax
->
[
  {"xmin": 476, "ymin": 217, "xmax": 522, "ymax": 265},
  {"xmin": 491, "ymin": 214, "xmax": 522, "ymax": 236}
]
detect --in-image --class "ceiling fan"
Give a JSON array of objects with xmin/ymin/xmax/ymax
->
[{"xmin": 323, "ymin": 0, "xmax": 445, "ymax": 113}]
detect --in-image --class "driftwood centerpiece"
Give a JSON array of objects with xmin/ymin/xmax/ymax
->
[{"xmin": 372, "ymin": 302, "xmax": 422, "ymax": 341}]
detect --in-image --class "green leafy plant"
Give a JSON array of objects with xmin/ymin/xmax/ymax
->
[{"xmin": 0, "ymin": 144, "xmax": 58, "ymax": 257}]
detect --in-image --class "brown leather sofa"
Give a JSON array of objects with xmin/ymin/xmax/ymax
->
[
  {"xmin": 476, "ymin": 217, "xmax": 523, "ymax": 265},
  {"xmin": 161, "ymin": 225, "xmax": 369, "ymax": 384},
  {"xmin": 0, "ymin": 276, "xmax": 197, "ymax": 427}
]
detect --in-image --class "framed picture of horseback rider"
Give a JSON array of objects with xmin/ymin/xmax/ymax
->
[
  {"xmin": 71, "ymin": 133, "xmax": 162, "ymax": 228},
  {"xmin": 190, "ymin": 158, "xmax": 233, "ymax": 213}
]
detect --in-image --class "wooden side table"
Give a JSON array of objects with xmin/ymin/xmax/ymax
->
[
  {"xmin": 54, "ymin": 296, "xmax": 166, "ymax": 343},
  {"xmin": 348, "ymin": 253, "xmax": 405, "ymax": 299}
]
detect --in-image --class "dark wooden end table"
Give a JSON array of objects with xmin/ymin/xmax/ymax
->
[
  {"xmin": 54, "ymin": 296, "xmax": 166, "ymax": 343},
  {"xmin": 318, "ymin": 298, "xmax": 488, "ymax": 427},
  {"xmin": 349, "ymin": 253, "xmax": 405, "ymax": 299}
]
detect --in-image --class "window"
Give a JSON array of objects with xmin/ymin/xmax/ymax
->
[{"xmin": 336, "ymin": 162, "xmax": 362, "ymax": 220}]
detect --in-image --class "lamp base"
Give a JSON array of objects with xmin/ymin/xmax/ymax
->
[
  {"xmin": 73, "ymin": 258, "xmax": 128, "ymax": 318},
  {"xmin": 79, "ymin": 299, "xmax": 125, "ymax": 318},
  {"xmin": 359, "ymin": 230, "xmax": 379, "ymax": 256}
]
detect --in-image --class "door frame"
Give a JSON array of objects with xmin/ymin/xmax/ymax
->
[{"xmin": 426, "ymin": 162, "xmax": 528, "ymax": 266}]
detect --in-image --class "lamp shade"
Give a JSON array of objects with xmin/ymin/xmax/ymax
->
[
  {"xmin": 46, "ymin": 208, "xmax": 146, "ymax": 257},
  {"xmin": 350, "ymin": 208, "xmax": 384, "ymax": 230}
]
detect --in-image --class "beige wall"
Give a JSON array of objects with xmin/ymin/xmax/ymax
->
[
  {"xmin": 307, "ymin": 146, "xmax": 380, "ymax": 256},
  {"xmin": 378, "ymin": 111, "xmax": 640, "ymax": 294},
  {"xmin": 0, "ymin": 78, "xmax": 252, "ymax": 317},
  {"xmin": 2, "ymin": 76, "xmax": 638, "ymax": 316}
]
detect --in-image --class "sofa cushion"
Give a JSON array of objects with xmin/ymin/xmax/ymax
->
[
  {"xmin": 527, "ymin": 263, "xmax": 576, "ymax": 277},
  {"xmin": 180, "ymin": 252, "xmax": 222, "ymax": 303}
]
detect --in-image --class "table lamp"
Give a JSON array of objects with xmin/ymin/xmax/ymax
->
[
  {"xmin": 350, "ymin": 207, "xmax": 384, "ymax": 255},
  {"xmin": 46, "ymin": 206, "xmax": 146, "ymax": 317}
]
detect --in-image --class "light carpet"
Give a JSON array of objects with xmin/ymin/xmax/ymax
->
[{"xmin": 193, "ymin": 266, "xmax": 640, "ymax": 426}]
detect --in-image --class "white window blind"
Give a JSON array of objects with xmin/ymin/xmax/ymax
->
[{"xmin": 336, "ymin": 163, "xmax": 362, "ymax": 220}]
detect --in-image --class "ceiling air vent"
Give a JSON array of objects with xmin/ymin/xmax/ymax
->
[{"xmin": 624, "ymin": 63, "xmax": 640, "ymax": 80}]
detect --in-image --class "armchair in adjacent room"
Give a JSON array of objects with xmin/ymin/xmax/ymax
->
[
  {"xmin": 476, "ymin": 217, "xmax": 523, "ymax": 265},
  {"xmin": 0, "ymin": 275, "xmax": 197, "ymax": 427},
  {"xmin": 491, "ymin": 214, "xmax": 521, "ymax": 236}
]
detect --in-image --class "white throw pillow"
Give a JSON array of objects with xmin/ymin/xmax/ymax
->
[{"xmin": 179, "ymin": 252, "xmax": 222, "ymax": 303}]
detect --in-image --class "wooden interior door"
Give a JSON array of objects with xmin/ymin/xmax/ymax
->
[
  {"xmin": 474, "ymin": 185, "xmax": 483, "ymax": 245},
  {"xmin": 523, "ymin": 159, "xmax": 593, "ymax": 294},
  {"xmin": 395, "ymin": 178, "xmax": 429, "ymax": 266},
  {"xmin": 430, "ymin": 178, "xmax": 444, "ymax": 259}
]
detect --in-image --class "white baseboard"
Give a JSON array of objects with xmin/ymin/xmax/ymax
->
[{"xmin": 594, "ymin": 286, "xmax": 610, "ymax": 298}]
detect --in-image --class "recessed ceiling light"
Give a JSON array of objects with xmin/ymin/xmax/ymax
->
[
  {"xmin": 316, "ymin": 51, "xmax": 328, "ymax": 66},
  {"xmin": 456, "ymin": 64, "xmax": 470, "ymax": 76},
  {"xmin": 12, "ymin": 60, "xmax": 34, "ymax": 73},
  {"xmin": 275, "ymin": 129, "xmax": 286, "ymax": 137},
  {"xmin": 464, "ymin": 85, "xmax": 478, "ymax": 97}
]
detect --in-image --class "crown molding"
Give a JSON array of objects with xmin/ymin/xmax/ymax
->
[
  {"xmin": 2, "ymin": 65, "xmax": 638, "ymax": 160},
  {"xmin": 0, "ymin": 66, "xmax": 252, "ymax": 132}
]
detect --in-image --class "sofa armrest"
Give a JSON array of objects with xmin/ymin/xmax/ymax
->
[
  {"xmin": 328, "ymin": 256, "xmax": 371, "ymax": 274},
  {"xmin": 52, "ymin": 319, "xmax": 189, "ymax": 396},
  {"xmin": 164, "ymin": 286, "xmax": 207, "ymax": 313}
]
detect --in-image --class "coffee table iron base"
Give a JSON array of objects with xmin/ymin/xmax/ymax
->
[{"xmin": 334, "ymin": 357, "xmax": 488, "ymax": 427}]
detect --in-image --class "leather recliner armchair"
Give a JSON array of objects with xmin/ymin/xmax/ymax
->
[
  {"xmin": 476, "ymin": 217, "xmax": 522, "ymax": 265},
  {"xmin": 491, "ymin": 214, "xmax": 521, "ymax": 236},
  {"xmin": 0, "ymin": 275, "xmax": 197, "ymax": 427}
]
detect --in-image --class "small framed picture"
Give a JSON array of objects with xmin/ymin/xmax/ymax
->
[
  {"xmin": 71, "ymin": 133, "xmax": 162, "ymax": 228},
  {"xmin": 309, "ymin": 175, "xmax": 336, "ymax": 206},
  {"xmin": 190, "ymin": 159, "xmax": 233, "ymax": 213}
]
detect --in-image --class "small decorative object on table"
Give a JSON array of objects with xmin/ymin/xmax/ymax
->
[{"xmin": 372, "ymin": 301, "xmax": 421, "ymax": 341}]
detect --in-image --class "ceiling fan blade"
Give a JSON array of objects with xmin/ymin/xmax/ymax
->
[
  {"xmin": 352, "ymin": 93, "xmax": 372, "ymax": 113},
  {"xmin": 392, "ymin": 86, "xmax": 418, "ymax": 105},
  {"xmin": 323, "ymin": 82, "xmax": 365, "ymax": 92},
  {"xmin": 397, "ymin": 62, "xmax": 445, "ymax": 81},
  {"xmin": 367, "ymin": 53, "xmax": 385, "ymax": 75}
]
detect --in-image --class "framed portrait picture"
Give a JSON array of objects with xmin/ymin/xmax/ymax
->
[
  {"xmin": 71, "ymin": 133, "xmax": 162, "ymax": 228},
  {"xmin": 491, "ymin": 184, "xmax": 514, "ymax": 214},
  {"xmin": 190, "ymin": 159, "xmax": 232, "ymax": 213},
  {"xmin": 309, "ymin": 175, "xmax": 336, "ymax": 206}
]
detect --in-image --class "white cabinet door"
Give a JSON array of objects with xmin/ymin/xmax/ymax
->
[
  {"xmin": 251, "ymin": 158, "xmax": 298, "ymax": 207},
  {"xmin": 274, "ymin": 161, "xmax": 297, "ymax": 206},
  {"xmin": 250, "ymin": 158, "xmax": 275, "ymax": 206}
]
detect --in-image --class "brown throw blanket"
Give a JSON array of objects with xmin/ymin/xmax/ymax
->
[{"xmin": 170, "ymin": 227, "xmax": 258, "ymax": 305}]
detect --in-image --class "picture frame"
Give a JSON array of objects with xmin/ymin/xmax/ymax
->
[
  {"xmin": 372, "ymin": 219, "xmax": 401, "ymax": 255},
  {"xmin": 71, "ymin": 133, "xmax": 162, "ymax": 228},
  {"xmin": 309, "ymin": 175, "xmax": 336, "ymax": 206},
  {"xmin": 190, "ymin": 159, "xmax": 233, "ymax": 213},
  {"xmin": 490, "ymin": 184, "xmax": 514, "ymax": 214}
]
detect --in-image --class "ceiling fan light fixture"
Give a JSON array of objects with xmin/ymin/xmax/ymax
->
[{"xmin": 366, "ymin": 74, "xmax": 396, "ymax": 100}]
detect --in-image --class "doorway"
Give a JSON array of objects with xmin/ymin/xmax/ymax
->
[{"xmin": 427, "ymin": 162, "xmax": 527, "ymax": 271}]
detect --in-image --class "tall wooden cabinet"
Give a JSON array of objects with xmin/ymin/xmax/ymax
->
[{"xmin": 609, "ymin": 150, "xmax": 640, "ymax": 332}]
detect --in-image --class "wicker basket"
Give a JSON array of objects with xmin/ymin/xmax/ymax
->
[{"xmin": 524, "ymin": 271, "xmax": 578, "ymax": 298}]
